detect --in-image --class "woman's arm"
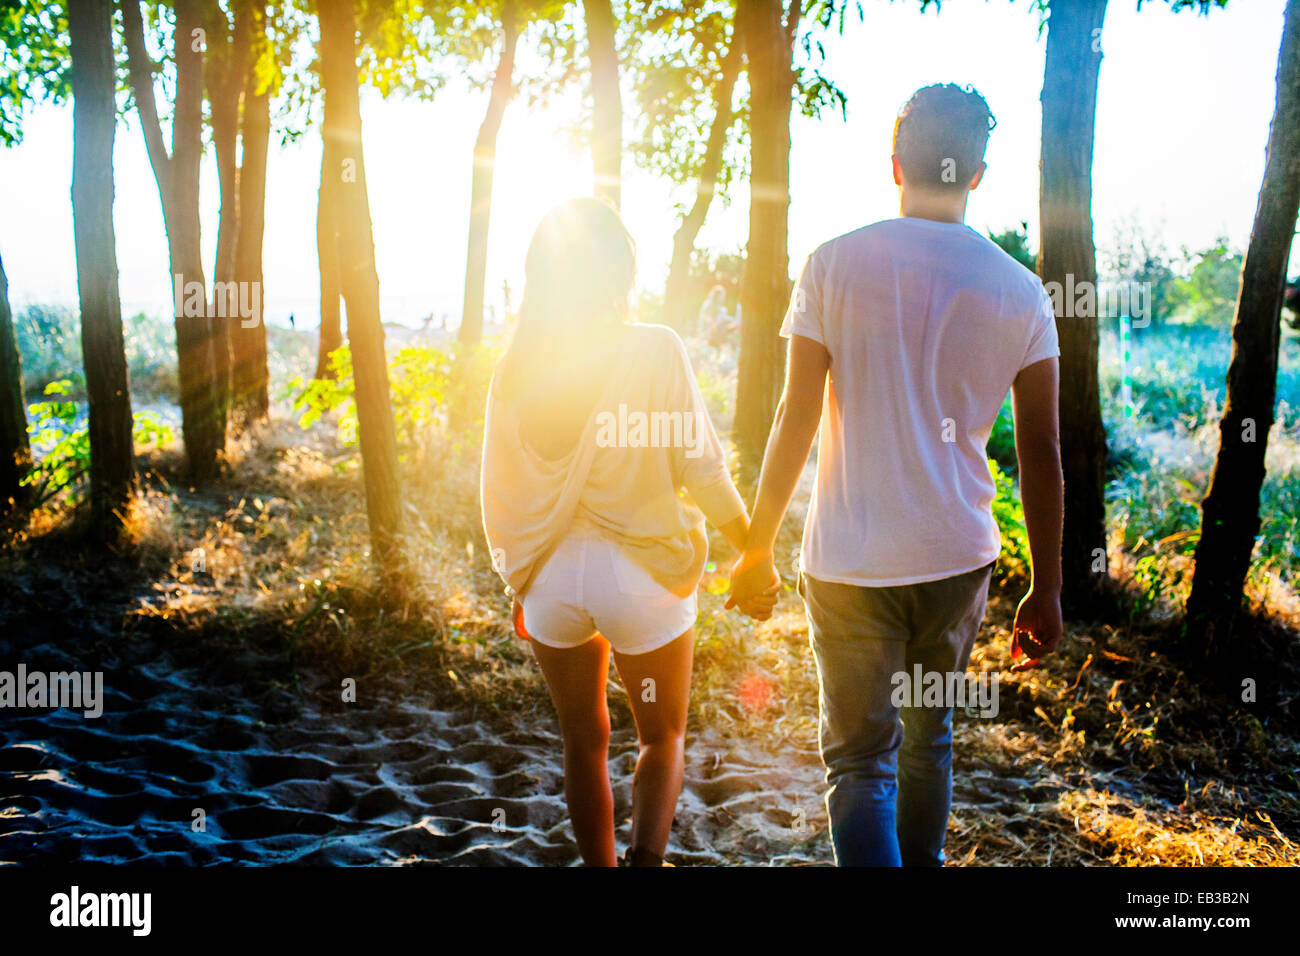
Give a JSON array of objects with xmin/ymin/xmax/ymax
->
[{"xmin": 726, "ymin": 333, "xmax": 829, "ymax": 612}]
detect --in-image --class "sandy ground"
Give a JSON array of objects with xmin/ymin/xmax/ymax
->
[{"xmin": 0, "ymin": 617, "xmax": 841, "ymax": 866}]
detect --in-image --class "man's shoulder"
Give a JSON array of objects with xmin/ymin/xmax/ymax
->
[{"xmin": 810, "ymin": 219, "xmax": 897, "ymax": 260}]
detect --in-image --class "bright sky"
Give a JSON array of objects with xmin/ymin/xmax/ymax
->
[{"xmin": 0, "ymin": 0, "xmax": 1292, "ymax": 331}]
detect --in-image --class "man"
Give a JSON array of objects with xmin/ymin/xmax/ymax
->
[{"xmin": 727, "ymin": 84, "xmax": 1065, "ymax": 866}]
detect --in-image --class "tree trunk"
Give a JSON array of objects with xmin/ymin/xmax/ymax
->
[
  {"xmin": 664, "ymin": 25, "xmax": 742, "ymax": 331},
  {"xmin": 583, "ymin": 0, "xmax": 621, "ymax": 207},
  {"xmin": 1186, "ymin": 0, "xmax": 1300, "ymax": 661},
  {"xmin": 1037, "ymin": 0, "xmax": 1109, "ymax": 615},
  {"xmin": 122, "ymin": 0, "xmax": 221, "ymax": 481},
  {"xmin": 208, "ymin": 2, "xmax": 251, "ymax": 439},
  {"xmin": 734, "ymin": 0, "xmax": 798, "ymax": 477},
  {"xmin": 0, "ymin": 252, "xmax": 32, "ymax": 515},
  {"xmin": 69, "ymin": 0, "xmax": 135, "ymax": 542},
  {"xmin": 231, "ymin": 0, "xmax": 271, "ymax": 424},
  {"xmin": 459, "ymin": 0, "xmax": 519, "ymax": 348},
  {"xmin": 317, "ymin": 0, "xmax": 406, "ymax": 585},
  {"xmin": 316, "ymin": 131, "xmax": 344, "ymax": 378}
]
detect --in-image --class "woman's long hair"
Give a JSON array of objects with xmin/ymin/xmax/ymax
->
[{"xmin": 494, "ymin": 198, "xmax": 636, "ymax": 401}]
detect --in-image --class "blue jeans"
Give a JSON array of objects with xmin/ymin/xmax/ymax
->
[{"xmin": 798, "ymin": 563, "xmax": 993, "ymax": 867}]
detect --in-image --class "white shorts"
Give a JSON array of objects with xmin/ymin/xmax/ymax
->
[{"xmin": 521, "ymin": 526, "xmax": 697, "ymax": 656}]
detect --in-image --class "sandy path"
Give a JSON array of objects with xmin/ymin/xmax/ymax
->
[{"xmin": 0, "ymin": 625, "xmax": 839, "ymax": 865}]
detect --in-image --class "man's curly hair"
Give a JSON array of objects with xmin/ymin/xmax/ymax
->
[{"xmin": 892, "ymin": 84, "xmax": 997, "ymax": 192}]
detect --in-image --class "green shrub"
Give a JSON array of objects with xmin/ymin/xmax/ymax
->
[
  {"xmin": 287, "ymin": 341, "xmax": 499, "ymax": 456},
  {"xmin": 990, "ymin": 457, "xmax": 1029, "ymax": 584},
  {"xmin": 987, "ymin": 396, "xmax": 1017, "ymax": 472},
  {"xmin": 22, "ymin": 379, "xmax": 173, "ymax": 505}
]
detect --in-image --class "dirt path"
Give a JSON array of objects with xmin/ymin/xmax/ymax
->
[{"xmin": 0, "ymin": 616, "xmax": 841, "ymax": 865}]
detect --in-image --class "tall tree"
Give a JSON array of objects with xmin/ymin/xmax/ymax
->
[
  {"xmin": 68, "ymin": 0, "xmax": 135, "ymax": 541},
  {"xmin": 1036, "ymin": 0, "xmax": 1109, "ymax": 613},
  {"xmin": 1034, "ymin": 0, "xmax": 1227, "ymax": 611},
  {"xmin": 231, "ymin": 0, "xmax": 274, "ymax": 423},
  {"xmin": 0, "ymin": 252, "xmax": 32, "ymax": 515},
  {"xmin": 459, "ymin": 0, "xmax": 520, "ymax": 347},
  {"xmin": 205, "ymin": 0, "xmax": 253, "ymax": 438},
  {"xmin": 583, "ymin": 0, "xmax": 622, "ymax": 206},
  {"xmin": 316, "ymin": 0, "xmax": 406, "ymax": 583},
  {"xmin": 1, "ymin": 2, "xmax": 73, "ymax": 517},
  {"xmin": 733, "ymin": 0, "xmax": 799, "ymax": 475},
  {"xmin": 1186, "ymin": 0, "xmax": 1300, "ymax": 658},
  {"xmin": 122, "ymin": 0, "xmax": 223, "ymax": 481},
  {"xmin": 662, "ymin": 15, "xmax": 742, "ymax": 331},
  {"xmin": 315, "ymin": 120, "xmax": 345, "ymax": 378}
]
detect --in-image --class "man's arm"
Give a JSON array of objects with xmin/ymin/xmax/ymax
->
[
  {"xmin": 726, "ymin": 333, "xmax": 830, "ymax": 615},
  {"xmin": 1009, "ymin": 355, "xmax": 1064, "ymax": 667}
]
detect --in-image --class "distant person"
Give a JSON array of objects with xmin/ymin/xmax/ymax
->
[
  {"xmin": 700, "ymin": 285, "xmax": 738, "ymax": 350},
  {"xmin": 480, "ymin": 198, "xmax": 776, "ymax": 867},
  {"xmin": 728, "ymin": 83, "xmax": 1065, "ymax": 866},
  {"xmin": 695, "ymin": 283, "xmax": 725, "ymax": 337}
]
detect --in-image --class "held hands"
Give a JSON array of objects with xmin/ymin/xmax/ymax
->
[
  {"xmin": 1009, "ymin": 586, "xmax": 1063, "ymax": 673},
  {"xmin": 725, "ymin": 550, "xmax": 782, "ymax": 621}
]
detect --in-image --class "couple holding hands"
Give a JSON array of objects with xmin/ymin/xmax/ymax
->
[{"xmin": 481, "ymin": 83, "xmax": 1064, "ymax": 867}]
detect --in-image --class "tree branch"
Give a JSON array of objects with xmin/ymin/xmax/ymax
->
[{"xmin": 119, "ymin": 0, "xmax": 172, "ymax": 191}]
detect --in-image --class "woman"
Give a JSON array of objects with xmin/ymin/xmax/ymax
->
[{"xmin": 480, "ymin": 198, "xmax": 776, "ymax": 867}]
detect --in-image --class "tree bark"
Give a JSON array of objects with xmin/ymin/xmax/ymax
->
[
  {"xmin": 122, "ymin": 0, "xmax": 221, "ymax": 481},
  {"xmin": 0, "ymin": 252, "xmax": 32, "ymax": 515},
  {"xmin": 316, "ymin": 124, "xmax": 344, "ymax": 378},
  {"xmin": 69, "ymin": 0, "xmax": 135, "ymax": 542},
  {"xmin": 583, "ymin": 0, "xmax": 621, "ymax": 207},
  {"xmin": 1037, "ymin": 0, "xmax": 1109, "ymax": 615},
  {"xmin": 231, "ymin": 0, "xmax": 271, "ymax": 423},
  {"xmin": 317, "ymin": 0, "xmax": 406, "ymax": 585},
  {"xmin": 1186, "ymin": 0, "xmax": 1300, "ymax": 659},
  {"xmin": 459, "ymin": 0, "xmax": 519, "ymax": 348},
  {"xmin": 734, "ymin": 0, "xmax": 797, "ymax": 477},
  {"xmin": 208, "ymin": 1, "xmax": 251, "ymax": 438},
  {"xmin": 664, "ymin": 25, "xmax": 742, "ymax": 331}
]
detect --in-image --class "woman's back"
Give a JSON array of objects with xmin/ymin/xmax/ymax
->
[
  {"xmin": 483, "ymin": 323, "xmax": 744, "ymax": 600},
  {"xmin": 516, "ymin": 326, "xmax": 631, "ymax": 463}
]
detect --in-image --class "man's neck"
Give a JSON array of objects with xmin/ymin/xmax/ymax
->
[{"xmin": 898, "ymin": 191, "xmax": 968, "ymax": 224}]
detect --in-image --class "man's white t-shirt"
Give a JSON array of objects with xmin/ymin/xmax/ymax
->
[{"xmin": 779, "ymin": 216, "xmax": 1060, "ymax": 587}]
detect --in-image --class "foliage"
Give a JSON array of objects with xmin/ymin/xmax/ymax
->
[
  {"xmin": 1102, "ymin": 323, "xmax": 1300, "ymax": 589},
  {"xmin": 1165, "ymin": 237, "xmax": 1243, "ymax": 326},
  {"xmin": 990, "ymin": 457, "xmax": 1029, "ymax": 583},
  {"xmin": 21, "ymin": 379, "xmax": 172, "ymax": 506},
  {"xmin": 288, "ymin": 341, "xmax": 499, "ymax": 458},
  {"xmin": 626, "ymin": 0, "xmax": 852, "ymax": 207},
  {"xmin": 0, "ymin": 0, "xmax": 70, "ymax": 147},
  {"xmin": 988, "ymin": 221, "xmax": 1036, "ymax": 272},
  {"xmin": 987, "ymin": 395, "xmax": 1017, "ymax": 472},
  {"xmin": 625, "ymin": 0, "xmax": 746, "ymax": 203},
  {"xmin": 1100, "ymin": 216, "xmax": 1179, "ymax": 325},
  {"xmin": 14, "ymin": 305, "xmax": 178, "ymax": 400}
]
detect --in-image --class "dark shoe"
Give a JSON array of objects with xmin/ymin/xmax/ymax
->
[{"xmin": 622, "ymin": 846, "xmax": 674, "ymax": 867}]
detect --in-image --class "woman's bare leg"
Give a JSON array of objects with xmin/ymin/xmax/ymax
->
[
  {"xmin": 612, "ymin": 628, "xmax": 694, "ymax": 862},
  {"xmin": 531, "ymin": 634, "xmax": 617, "ymax": 866}
]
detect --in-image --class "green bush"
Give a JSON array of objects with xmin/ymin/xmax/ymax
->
[
  {"xmin": 990, "ymin": 457, "xmax": 1029, "ymax": 584},
  {"xmin": 22, "ymin": 379, "xmax": 173, "ymax": 506},
  {"xmin": 987, "ymin": 396, "xmax": 1017, "ymax": 472},
  {"xmin": 287, "ymin": 341, "xmax": 499, "ymax": 457}
]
